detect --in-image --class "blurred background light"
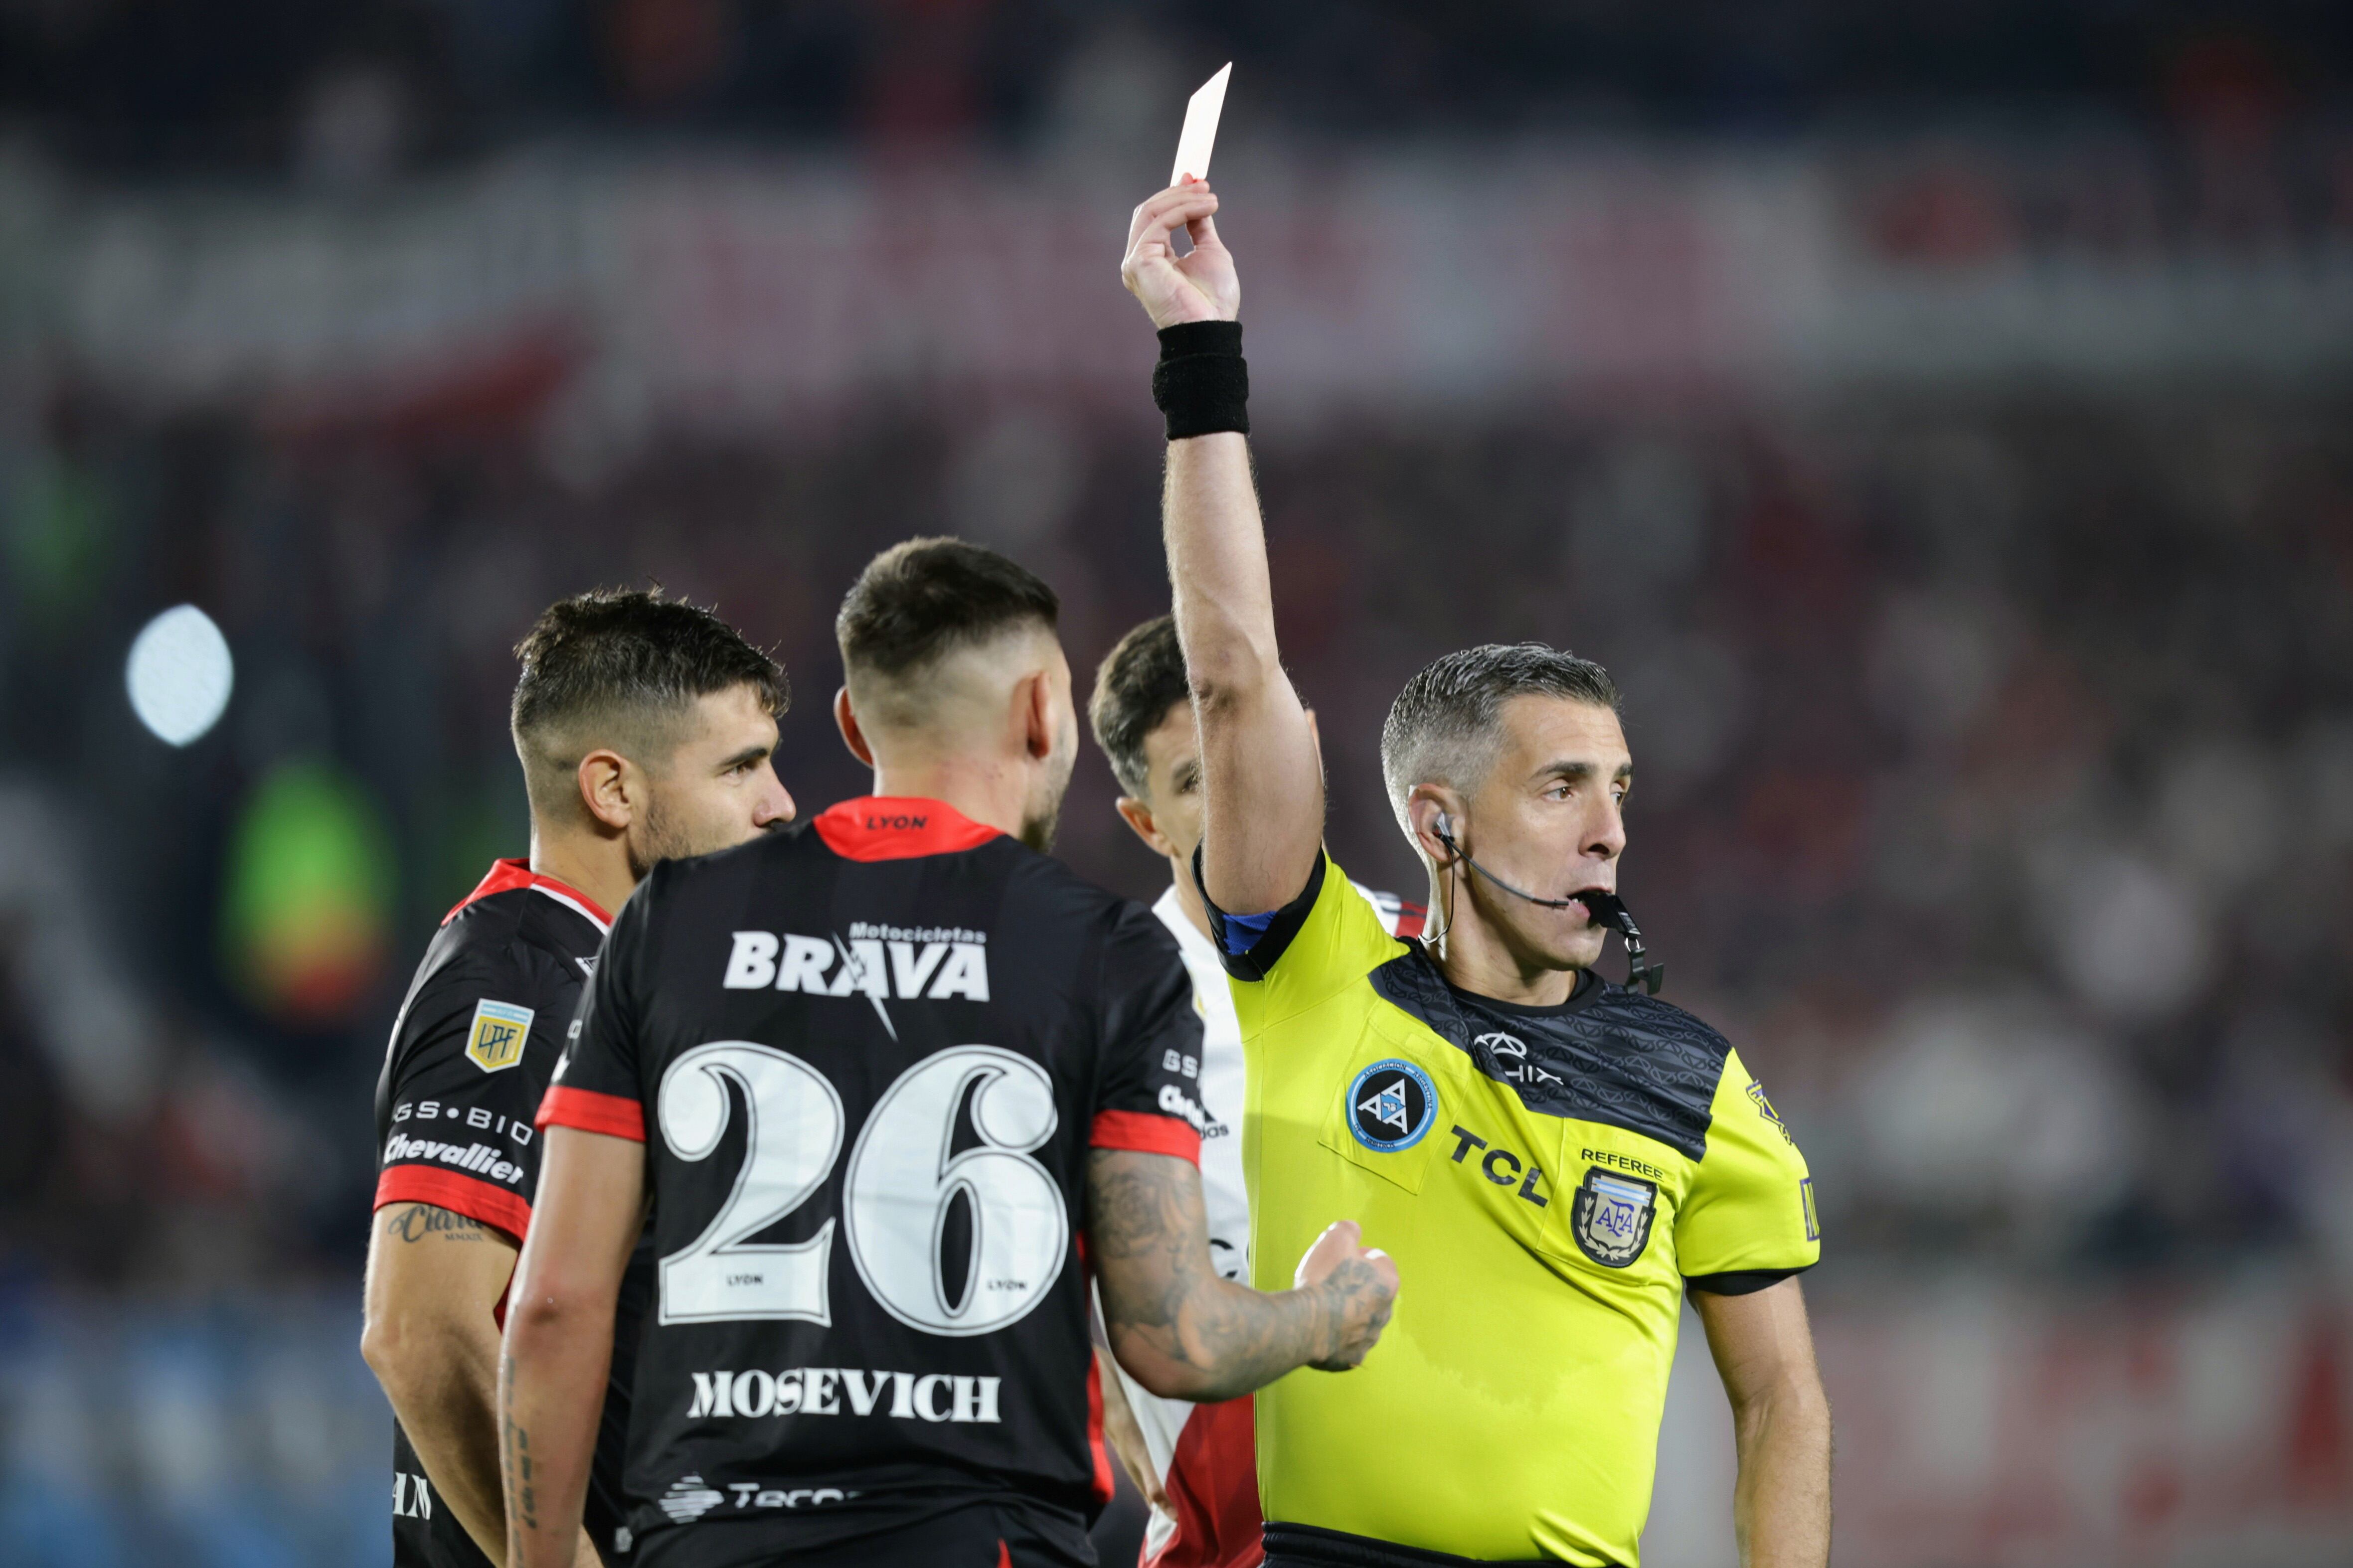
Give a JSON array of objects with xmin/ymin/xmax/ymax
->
[
  {"xmin": 124, "ymin": 605, "xmax": 234, "ymax": 747},
  {"xmin": 219, "ymin": 760, "xmax": 396, "ymax": 1028}
]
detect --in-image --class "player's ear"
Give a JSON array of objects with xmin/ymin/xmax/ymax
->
[
  {"xmin": 1113, "ymin": 794, "xmax": 1174, "ymax": 858},
  {"xmin": 1018, "ymin": 669, "xmax": 1056, "ymax": 762},
  {"xmin": 834, "ymin": 686, "xmax": 877, "ymax": 768},
  {"xmin": 577, "ymin": 749, "xmax": 634, "ymax": 832}
]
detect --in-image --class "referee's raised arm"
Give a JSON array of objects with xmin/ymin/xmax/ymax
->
[{"xmin": 1122, "ymin": 183, "xmax": 1324, "ymax": 916}]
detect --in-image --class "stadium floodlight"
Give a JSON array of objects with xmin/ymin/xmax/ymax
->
[{"xmin": 125, "ymin": 604, "xmax": 234, "ymax": 746}]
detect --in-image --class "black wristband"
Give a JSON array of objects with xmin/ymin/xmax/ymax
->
[{"xmin": 1153, "ymin": 320, "xmax": 1248, "ymax": 440}]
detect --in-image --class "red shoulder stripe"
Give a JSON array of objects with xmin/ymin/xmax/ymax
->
[
  {"xmin": 1090, "ymin": 1109, "xmax": 1202, "ymax": 1164},
  {"xmin": 444, "ymin": 859, "xmax": 613, "ymax": 929},
  {"xmin": 811, "ymin": 797, "xmax": 1002, "ymax": 862},
  {"xmin": 537, "ymin": 1085, "xmax": 647, "ymax": 1141},
  {"xmin": 373, "ymin": 1165, "xmax": 532, "ymax": 1243}
]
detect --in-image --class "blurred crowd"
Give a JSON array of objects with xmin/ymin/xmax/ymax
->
[
  {"xmin": 3, "ymin": 381, "xmax": 2350, "ymax": 1303},
  {"xmin": 2, "ymin": 0, "xmax": 2349, "ymax": 181}
]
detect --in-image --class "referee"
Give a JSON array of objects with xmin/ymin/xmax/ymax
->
[{"xmin": 1117, "ymin": 182, "xmax": 1832, "ymax": 1568}]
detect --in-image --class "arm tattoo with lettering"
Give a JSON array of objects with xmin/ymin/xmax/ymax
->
[
  {"xmin": 382, "ymin": 1204, "xmax": 495, "ymax": 1245},
  {"xmin": 499, "ymin": 1352, "xmax": 537, "ymax": 1536}
]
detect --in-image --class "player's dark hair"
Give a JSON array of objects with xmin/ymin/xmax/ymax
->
[
  {"xmin": 1089, "ymin": 615, "xmax": 1191, "ymax": 798},
  {"xmin": 510, "ymin": 588, "xmax": 785, "ymax": 809},
  {"xmin": 1380, "ymin": 642, "xmax": 1621, "ymax": 838},
  {"xmin": 836, "ymin": 536, "xmax": 1060, "ymax": 684}
]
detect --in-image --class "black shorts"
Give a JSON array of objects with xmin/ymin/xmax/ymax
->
[
  {"xmin": 1261, "ymin": 1523, "xmax": 1578, "ymax": 1568},
  {"xmin": 633, "ymin": 1500, "xmax": 1094, "ymax": 1568}
]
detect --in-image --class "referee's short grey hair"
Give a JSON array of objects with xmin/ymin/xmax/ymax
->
[{"xmin": 1379, "ymin": 642, "xmax": 1622, "ymax": 842}]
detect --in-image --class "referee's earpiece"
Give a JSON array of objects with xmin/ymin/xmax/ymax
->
[
  {"xmin": 1425, "ymin": 811, "xmax": 1458, "ymax": 945},
  {"xmin": 1420, "ymin": 805, "xmax": 1666, "ymax": 993}
]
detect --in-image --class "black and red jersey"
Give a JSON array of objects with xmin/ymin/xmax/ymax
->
[
  {"xmin": 538, "ymin": 797, "xmax": 1206, "ymax": 1568},
  {"xmin": 373, "ymin": 860, "xmax": 646, "ymax": 1568}
]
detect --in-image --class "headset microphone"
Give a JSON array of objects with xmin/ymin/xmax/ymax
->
[{"xmin": 1431, "ymin": 820, "xmax": 1664, "ymax": 994}]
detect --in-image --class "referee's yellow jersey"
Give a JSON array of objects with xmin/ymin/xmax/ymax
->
[{"xmin": 1205, "ymin": 852, "xmax": 1820, "ymax": 1566}]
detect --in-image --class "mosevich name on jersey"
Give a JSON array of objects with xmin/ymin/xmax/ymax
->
[
  {"xmin": 687, "ymin": 1368, "xmax": 1003, "ymax": 1423},
  {"xmin": 721, "ymin": 931, "xmax": 989, "ymax": 1002}
]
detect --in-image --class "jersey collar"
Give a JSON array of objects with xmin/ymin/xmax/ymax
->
[
  {"xmin": 443, "ymin": 858, "xmax": 614, "ymax": 932},
  {"xmin": 811, "ymin": 796, "xmax": 1004, "ymax": 861},
  {"xmin": 1152, "ymin": 884, "xmax": 1223, "ymax": 967}
]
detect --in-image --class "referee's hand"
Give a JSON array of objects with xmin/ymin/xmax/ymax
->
[
  {"xmin": 1294, "ymin": 1220, "xmax": 1399, "ymax": 1372},
  {"xmin": 1122, "ymin": 181, "xmax": 1241, "ymax": 329}
]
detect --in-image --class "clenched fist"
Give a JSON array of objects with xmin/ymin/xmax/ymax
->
[
  {"xmin": 1293, "ymin": 1219, "xmax": 1399, "ymax": 1373},
  {"xmin": 1122, "ymin": 181, "xmax": 1240, "ymax": 330}
]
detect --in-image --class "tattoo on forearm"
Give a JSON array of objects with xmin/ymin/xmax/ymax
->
[
  {"xmin": 1090, "ymin": 1150, "xmax": 1379, "ymax": 1399},
  {"xmin": 384, "ymin": 1204, "xmax": 494, "ymax": 1245},
  {"xmin": 1304, "ymin": 1256, "xmax": 1393, "ymax": 1365},
  {"xmin": 499, "ymin": 1352, "xmax": 538, "ymax": 1535},
  {"xmin": 1088, "ymin": 1151, "xmax": 1197, "ymax": 1336}
]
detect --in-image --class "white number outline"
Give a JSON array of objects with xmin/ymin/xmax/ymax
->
[
  {"xmin": 656, "ymin": 1042, "xmax": 844, "ymax": 1326},
  {"xmin": 843, "ymin": 1046, "xmax": 1067, "ymax": 1338},
  {"xmin": 653, "ymin": 1043, "xmax": 1070, "ymax": 1337}
]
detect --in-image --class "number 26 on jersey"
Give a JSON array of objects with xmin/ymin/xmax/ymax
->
[{"xmin": 657, "ymin": 1043, "xmax": 1066, "ymax": 1340}]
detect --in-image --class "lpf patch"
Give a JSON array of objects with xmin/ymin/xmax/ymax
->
[
  {"xmin": 1347, "ymin": 1059, "xmax": 1438, "ymax": 1153},
  {"xmin": 1571, "ymin": 1167, "xmax": 1658, "ymax": 1267},
  {"xmin": 464, "ymin": 998, "xmax": 536, "ymax": 1074}
]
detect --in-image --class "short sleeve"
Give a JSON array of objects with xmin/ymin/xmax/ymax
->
[
  {"xmin": 1087, "ymin": 902, "xmax": 1205, "ymax": 1164},
  {"xmin": 1676, "ymin": 1049, "xmax": 1821, "ymax": 1292},
  {"xmin": 1195, "ymin": 847, "xmax": 1404, "ymax": 1032},
  {"xmin": 537, "ymin": 887, "xmax": 650, "ymax": 1143},
  {"xmin": 374, "ymin": 957, "xmax": 551, "ymax": 1242}
]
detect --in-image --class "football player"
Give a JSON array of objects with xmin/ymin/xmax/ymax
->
[
  {"xmin": 501, "ymin": 540, "xmax": 1400, "ymax": 1568},
  {"xmin": 363, "ymin": 590, "xmax": 793, "ymax": 1567}
]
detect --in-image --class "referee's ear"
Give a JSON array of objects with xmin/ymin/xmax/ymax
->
[{"xmin": 1406, "ymin": 786, "xmax": 1464, "ymax": 866}]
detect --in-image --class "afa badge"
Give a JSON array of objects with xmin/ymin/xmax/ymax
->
[
  {"xmin": 1347, "ymin": 1059, "xmax": 1437, "ymax": 1153},
  {"xmin": 1571, "ymin": 1167, "xmax": 1657, "ymax": 1268},
  {"xmin": 465, "ymin": 998, "xmax": 536, "ymax": 1074}
]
